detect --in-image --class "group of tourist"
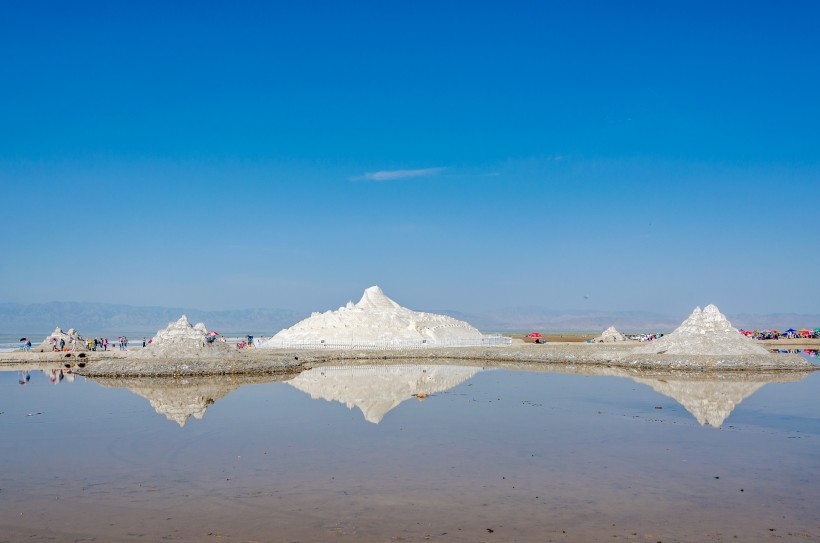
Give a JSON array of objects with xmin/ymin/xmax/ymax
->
[
  {"xmin": 236, "ymin": 334, "xmax": 262, "ymax": 349},
  {"xmin": 741, "ymin": 328, "xmax": 820, "ymax": 340},
  {"xmin": 38, "ymin": 336, "xmax": 132, "ymax": 352},
  {"xmin": 84, "ymin": 337, "xmax": 109, "ymax": 351},
  {"xmin": 49, "ymin": 336, "xmax": 68, "ymax": 351},
  {"xmin": 628, "ymin": 333, "xmax": 664, "ymax": 342}
]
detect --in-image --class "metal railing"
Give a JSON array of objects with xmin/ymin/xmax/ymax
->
[{"xmin": 260, "ymin": 334, "xmax": 512, "ymax": 350}]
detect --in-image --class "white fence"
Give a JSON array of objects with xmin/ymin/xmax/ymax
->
[{"xmin": 260, "ymin": 334, "xmax": 512, "ymax": 350}]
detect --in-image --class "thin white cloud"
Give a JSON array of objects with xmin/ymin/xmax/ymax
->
[{"xmin": 354, "ymin": 167, "xmax": 444, "ymax": 182}]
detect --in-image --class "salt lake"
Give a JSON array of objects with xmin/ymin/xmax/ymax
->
[{"xmin": 1, "ymin": 360, "xmax": 818, "ymax": 542}]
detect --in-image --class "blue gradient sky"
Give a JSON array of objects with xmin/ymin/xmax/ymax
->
[{"xmin": 2, "ymin": 1, "xmax": 818, "ymax": 315}]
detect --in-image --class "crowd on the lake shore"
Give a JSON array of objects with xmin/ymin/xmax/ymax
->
[
  {"xmin": 740, "ymin": 328, "xmax": 820, "ymax": 340},
  {"xmin": 42, "ymin": 335, "xmax": 136, "ymax": 352}
]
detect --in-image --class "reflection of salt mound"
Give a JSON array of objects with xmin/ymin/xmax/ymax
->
[
  {"xmin": 92, "ymin": 375, "xmax": 293, "ymax": 427},
  {"xmin": 36, "ymin": 327, "xmax": 85, "ymax": 351},
  {"xmin": 122, "ymin": 379, "xmax": 236, "ymax": 427},
  {"xmin": 288, "ymin": 364, "xmax": 483, "ymax": 423},
  {"xmin": 632, "ymin": 377, "xmax": 766, "ymax": 427},
  {"xmin": 135, "ymin": 315, "xmax": 234, "ymax": 358},
  {"xmin": 592, "ymin": 326, "xmax": 626, "ymax": 343},
  {"xmin": 635, "ymin": 305, "xmax": 768, "ymax": 356},
  {"xmin": 261, "ymin": 286, "xmax": 493, "ymax": 348}
]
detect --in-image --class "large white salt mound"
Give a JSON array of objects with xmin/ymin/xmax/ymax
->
[
  {"xmin": 36, "ymin": 327, "xmax": 85, "ymax": 351},
  {"xmin": 260, "ymin": 285, "xmax": 492, "ymax": 348},
  {"xmin": 634, "ymin": 305, "xmax": 769, "ymax": 356},
  {"xmin": 592, "ymin": 326, "xmax": 626, "ymax": 343},
  {"xmin": 287, "ymin": 364, "xmax": 483, "ymax": 424},
  {"xmin": 134, "ymin": 315, "xmax": 234, "ymax": 358}
]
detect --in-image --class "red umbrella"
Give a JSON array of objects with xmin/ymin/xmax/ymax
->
[{"xmin": 527, "ymin": 332, "xmax": 542, "ymax": 338}]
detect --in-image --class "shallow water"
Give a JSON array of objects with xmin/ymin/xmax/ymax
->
[{"xmin": 1, "ymin": 362, "xmax": 818, "ymax": 542}]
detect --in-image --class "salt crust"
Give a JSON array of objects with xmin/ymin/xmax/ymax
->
[
  {"xmin": 592, "ymin": 326, "xmax": 626, "ymax": 343},
  {"xmin": 634, "ymin": 304, "xmax": 769, "ymax": 356},
  {"xmin": 260, "ymin": 285, "xmax": 486, "ymax": 347}
]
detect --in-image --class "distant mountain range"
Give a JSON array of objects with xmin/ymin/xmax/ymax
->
[
  {"xmin": 434, "ymin": 308, "xmax": 679, "ymax": 333},
  {"xmin": 436, "ymin": 308, "xmax": 820, "ymax": 333},
  {"xmin": 0, "ymin": 301, "xmax": 817, "ymax": 336},
  {"xmin": 0, "ymin": 302, "xmax": 306, "ymax": 336}
]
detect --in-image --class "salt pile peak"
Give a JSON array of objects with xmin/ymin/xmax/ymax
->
[
  {"xmin": 635, "ymin": 304, "xmax": 769, "ymax": 356},
  {"xmin": 356, "ymin": 285, "xmax": 402, "ymax": 310},
  {"xmin": 592, "ymin": 326, "xmax": 626, "ymax": 343},
  {"xmin": 260, "ymin": 285, "xmax": 489, "ymax": 348},
  {"xmin": 135, "ymin": 315, "xmax": 233, "ymax": 358}
]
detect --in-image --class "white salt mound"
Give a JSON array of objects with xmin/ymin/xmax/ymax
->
[
  {"xmin": 592, "ymin": 326, "xmax": 626, "ymax": 343},
  {"xmin": 260, "ymin": 285, "xmax": 489, "ymax": 348},
  {"xmin": 37, "ymin": 326, "xmax": 85, "ymax": 351},
  {"xmin": 634, "ymin": 305, "xmax": 769, "ymax": 356},
  {"xmin": 136, "ymin": 315, "xmax": 233, "ymax": 357}
]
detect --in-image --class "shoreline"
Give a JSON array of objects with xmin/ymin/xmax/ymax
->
[{"xmin": 1, "ymin": 342, "xmax": 815, "ymax": 377}]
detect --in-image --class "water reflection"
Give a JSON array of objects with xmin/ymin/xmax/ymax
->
[
  {"xmin": 80, "ymin": 362, "xmax": 815, "ymax": 428},
  {"xmin": 11, "ymin": 367, "xmax": 75, "ymax": 385},
  {"xmin": 287, "ymin": 364, "xmax": 485, "ymax": 423},
  {"xmin": 91, "ymin": 374, "xmax": 296, "ymax": 426},
  {"xmin": 632, "ymin": 376, "xmax": 769, "ymax": 427},
  {"xmin": 486, "ymin": 362, "xmax": 813, "ymax": 428},
  {"xmin": 776, "ymin": 348, "xmax": 819, "ymax": 360}
]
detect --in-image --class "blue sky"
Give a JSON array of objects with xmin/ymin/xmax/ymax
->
[{"xmin": 1, "ymin": 1, "xmax": 818, "ymax": 316}]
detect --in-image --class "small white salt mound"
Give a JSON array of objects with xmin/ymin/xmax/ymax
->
[
  {"xmin": 37, "ymin": 326, "xmax": 85, "ymax": 351},
  {"xmin": 136, "ymin": 315, "xmax": 233, "ymax": 357},
  {"xmin": 635, "ymin": 305, "xmax": 769, "ymax": 356},
  {"xmin": 287, "ymin": 364, "xmax": 483, "ymax": 424},
  {"xmin": 261, "ymin": 285, "xmax": 489, "ymax": 348},
  {"xmin": 592, "ymin": 326, "xmax": 626, "ymax": 343}
]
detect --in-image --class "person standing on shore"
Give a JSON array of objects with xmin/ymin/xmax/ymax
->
[
  {"xmin": 103, "ymin": 338, "xmax": 108, "ymax": 351},
  {"xmin": 24, "ymin": 339, "xmax": 31, "ymax": 352},
  {"xmin": 142, "ymin": 337, "xmax": 146, "ymax": 348}
]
